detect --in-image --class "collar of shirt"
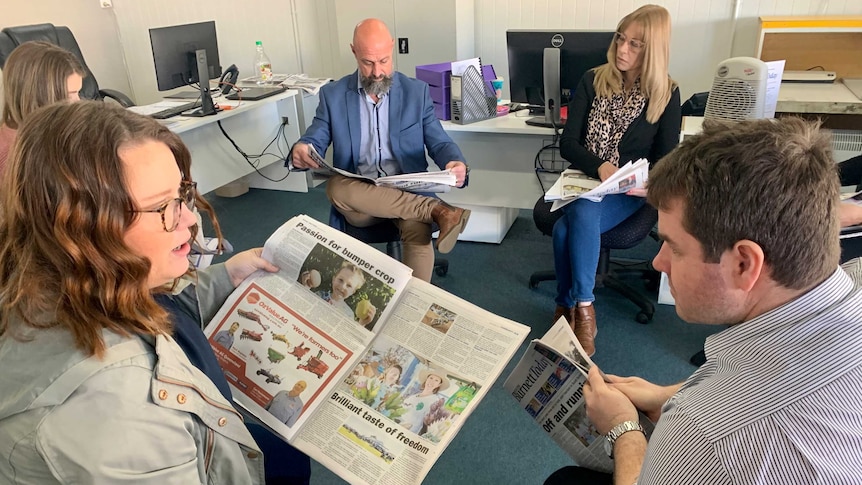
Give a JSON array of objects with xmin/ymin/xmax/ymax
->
[{"xmin": 703, "ymin": 266, "xmax": 854, "ymax": 359}]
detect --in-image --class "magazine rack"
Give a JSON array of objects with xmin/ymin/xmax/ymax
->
[{"xmin": 450, "ymin": 65, "xmax": 496, "ymax": 125}]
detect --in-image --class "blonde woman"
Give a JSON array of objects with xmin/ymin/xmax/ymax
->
[{"xmin": 553, "ymin": 5, "xmax": 681, "ymax": 356}]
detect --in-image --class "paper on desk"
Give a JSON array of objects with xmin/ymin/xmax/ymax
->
[
  {"xmin": 764, "ymin": 60, "xmax": 785, "ymax": 118},
  {"xmin": 452, "ymin": 58, "xmax": 482, "ymax": 76},
  {"xmin": 127, "ymin": 101, "xmax": 195, "ymax": 116}
]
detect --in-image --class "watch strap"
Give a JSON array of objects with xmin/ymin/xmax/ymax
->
[{"xmin": 605, "ymin": 420, "xmax": 645, "ymax": 458}]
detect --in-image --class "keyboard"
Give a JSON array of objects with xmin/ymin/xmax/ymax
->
[{"xmin": 149, "ymin": 101, "xmax": 202, "ymax": 119}]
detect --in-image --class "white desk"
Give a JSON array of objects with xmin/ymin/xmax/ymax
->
[
  {"xmin": 439, "ymin": 114, "xmax": 559, "ymax": 243},
  {"xmin": 777, "ymin": 82, "xmax": 862, "ymax": 115},
  {"xmin": 152, "ymin": 90, "xmax": 303, "ymax": 195}
]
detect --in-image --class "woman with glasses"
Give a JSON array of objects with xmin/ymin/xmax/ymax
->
[
  {"xmin": 0, "ymin": 101, "xmax": 304, "ymax": 484},
  {"xmin": 0, "ymin": 41, "xmax": 85, "ymax": 174},
  {"xmin": 552, "ymin": 4, "xmax": 681, "ymax": 357}
]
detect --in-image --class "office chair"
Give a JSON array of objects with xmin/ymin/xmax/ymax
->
[
  {"xmin": 329, "ymin": 209, "xmax": 449, "ymax": 278},
  {"xmin": 529, "ymin": 196, "xmax": 660, "ymax": 324},
  {"xmin": 0, "ymin": 23, "xmax": 135, "ymax": 107}
]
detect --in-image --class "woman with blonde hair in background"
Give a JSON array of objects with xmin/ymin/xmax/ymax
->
[{"xmin": 552, "ymin": 4, "xmax": 681, "ymax": 356}]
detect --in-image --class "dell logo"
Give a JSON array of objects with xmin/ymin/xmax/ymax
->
[{"xmin": 551, "ymin": 34, "xmax": 564, "ymax": 48}]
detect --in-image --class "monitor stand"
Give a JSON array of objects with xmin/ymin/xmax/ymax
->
[
  {"xmin": 183, "ymin": 49, "xmax": 218, "ymax": 117},
  {"xmin": 525, "ymin": 116, "xmax": 559, "ymax": 128},
  {"xmin": 164, "ymin": 91, "xmax": 202, "ymax": 100}
]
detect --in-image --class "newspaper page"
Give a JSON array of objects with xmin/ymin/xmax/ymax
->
[
  {"xmin": 203, "ymin": 215, "xmax": 413, "ymax": 441},
  {"xmin": 546, "ymin": 158, "xmax": 649, "ymax": 211},
  {"xmin": 290, "ymin": 278, "xmax": 530, "ymax": 485},
  {"xmin": 202, "ymin": 215, "xmax": 530, "ymax": 484},
  {"xmin": 503, "ymin": 319, "xmax": 654, "ymax": 474},
  {"xmin": 238, "ymin": 74, "xmax": 333, "ymax": 94},
  {"xmin": 305, "ymin": 144, "xmax": 456, "ymax": 193}
]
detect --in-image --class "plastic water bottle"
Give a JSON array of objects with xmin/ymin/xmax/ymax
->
[{"xmin": 254, "ymin": 41, "xmax": 273, "ymax": 85}]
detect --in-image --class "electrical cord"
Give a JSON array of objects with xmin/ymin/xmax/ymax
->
[
  {"xmin": 534, "ymin": 128, "xmax": 564, "ymax": 193},
  {"xmin": 216, "ymin": 120, "xmax": 292, "ymax": 182}
]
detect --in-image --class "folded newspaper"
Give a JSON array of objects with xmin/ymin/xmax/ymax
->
[
  {"xmin": 203, "ymin": 215, "xmax": 530, "ymax": 485},
  {"xmin": 306, "ymin": 144, "xmax": 457, "ymax": 193},
  {"xmin": 239, "ymin": 73, "xmax": 333, "ymax": 95},
  {"xmin": 545, "ymin": 158, "xmax": 649, "ymax": 211},
  {"xmin": 503, "ymin": 318, "xmax": 654, "ymax": 473}
]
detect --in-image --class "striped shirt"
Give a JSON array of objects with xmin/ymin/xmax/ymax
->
[{"xmin": 640, "ymin": 259, "xmax": 862, "ymax": 484}]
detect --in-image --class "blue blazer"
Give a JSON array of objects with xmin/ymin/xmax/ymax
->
[{"xmin": 299, "ymin": 71, "xmax": 466, "ymax": 174}]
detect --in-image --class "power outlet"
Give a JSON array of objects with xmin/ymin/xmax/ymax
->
[
  {"xmin": 100, "ymin": 0, "xmax": 113, "ymax": 8},
  {"xmin": 281, "ymin": 116, "xmax": 290, "ymax": 125}
]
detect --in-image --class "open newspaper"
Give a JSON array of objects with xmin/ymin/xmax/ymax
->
[
  {"xmin": 203, "ymin": 215, "xmax": 529, "ymax": 485},
  {"xmin": 545, "ymin": 158, "xmax": 649, "ymax": 211},
  {"xmin": 305, "ymin": 144, "xmax": 457, "ymax": 193},
  {"xmin": 503, "ymin": 318, "xmax": 654, "ymax": 473}
]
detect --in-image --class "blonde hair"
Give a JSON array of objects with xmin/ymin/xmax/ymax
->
[
  {"xmin": 337, "ymin": 261, "xmax": 367, "ymax": 287},
  {"xmin": 1, "ymin": 41, "xmax": 85, "ymax": 129},
  {"xmin": 593, "ymin": 4, "xmax": 675, "ymax": 123}
]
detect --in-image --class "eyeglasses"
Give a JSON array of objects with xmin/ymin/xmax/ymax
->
[
  {"xmin": 130, "ymin": 181, "xmax": 197, "ymax": 232},
  {"xmin": 614, "ymin": 32, "xmax": 646, "ymax": 51}
]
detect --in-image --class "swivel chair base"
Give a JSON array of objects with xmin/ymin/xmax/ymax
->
[{"xmin": 528, "ymin": 251, "xmax": 657, "ymax": 324}]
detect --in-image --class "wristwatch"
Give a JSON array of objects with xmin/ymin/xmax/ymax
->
[{"xmin": 604, "ymin": 420, "xmax": 645, "ymax": 458}]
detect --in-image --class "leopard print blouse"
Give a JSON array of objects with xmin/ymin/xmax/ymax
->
[{"xmin": 584, "ymin": 77, "xmax": 647, "ymax": 167}]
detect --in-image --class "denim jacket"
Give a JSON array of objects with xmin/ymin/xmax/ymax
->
[{"xmin": 0, "ymin": 265, "xmax": 264, "ymax": 484}]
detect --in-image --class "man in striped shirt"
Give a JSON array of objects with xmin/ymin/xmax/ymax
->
[{"xmin": 553, "ymin": 117, "xmax": 862, "ymax": 484}]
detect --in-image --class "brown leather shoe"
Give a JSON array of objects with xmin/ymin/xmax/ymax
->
[
  {"xmin": 571, "ymin": 304, "xmax": 597, "ymax": 356},
  {"xmin": 553, "ymin": 305, "xmax": 572, "ymax": 326},
  {"xmin": 431, "ymin": 201, "xmax": 471, "ymax": 254}
]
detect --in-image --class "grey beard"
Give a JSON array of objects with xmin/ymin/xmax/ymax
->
[{"xmin": 360, "ymin": 74, "xmax": 393, "ymax": 97}]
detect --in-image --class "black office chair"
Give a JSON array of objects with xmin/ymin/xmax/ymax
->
[
  {"xmin": 529, "ymin": 196, "xmax": 660, "ymax": 323},
  {"xmin": 329, "ymin": 209, "xmax": 449, "ymax": 278},
  {"xmin": 0, "ymin": 23, "xmax": 135, "ymax": 107}
]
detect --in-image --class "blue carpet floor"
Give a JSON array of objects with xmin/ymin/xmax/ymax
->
[{"xmin": 205, "ymin": 185, "xmax": 722, "ymax": 484}]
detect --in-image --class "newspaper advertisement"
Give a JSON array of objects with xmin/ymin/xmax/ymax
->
[
  {"xmin": 304, "ymin": 144, "xmax": 456, "ymax": 193},
  {"xmin": 545, "ymin": 158, "xmax": 649, "ymax": 211},
  {"xmin": 503, "ymin": 319, "xmax": 654, "ymax": 474},
  {"xmin": 203, "ymin": 215, "xmax": 530, "ymax": 484}
]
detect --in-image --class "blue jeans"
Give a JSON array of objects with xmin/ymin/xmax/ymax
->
[{"xmin": 552, "ymin": 194, "xmax": 645, "ymax": 307}]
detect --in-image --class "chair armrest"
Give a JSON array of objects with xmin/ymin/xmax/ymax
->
[{"xmin": 99, "ymin": 88, "xmax": 135, "ymax": 107}]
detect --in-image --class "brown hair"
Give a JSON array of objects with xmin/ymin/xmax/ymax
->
[
  {"xmin": 1, "ymin": 41, "xmax": 85, "ymax": 129},
  {"xmin": 647, "ymin": 117, "xmax": 839, "ymax": 289},
  {"xmin": 593, "ymin": 4, "xmax": 676, "ymax": 123},
  {"xmin": 0, "ymin": 101, "xmax": 224, "ymax": 357}
]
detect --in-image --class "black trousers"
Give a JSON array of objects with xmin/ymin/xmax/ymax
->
[{"xmin": 544, "ymin": 466, "xmax": 613, "ymax": 485}]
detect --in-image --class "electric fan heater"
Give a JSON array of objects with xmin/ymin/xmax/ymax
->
[{"xmin": 704, "ymin": 57, "xmax": 768, "ymax": 121}]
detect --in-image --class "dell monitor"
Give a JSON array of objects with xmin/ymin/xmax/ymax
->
[
  {"xmin": 507, "ymin": 30, "xmax": 614, "ymax": 127},
  {"xmin": 149, "ymin": 21, "xmax": 222, "ymax": 116}
]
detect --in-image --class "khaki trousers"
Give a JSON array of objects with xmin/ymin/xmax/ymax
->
[{"xmin": 327, "ymin": 175, "xmax": 438, "ymax": 282}]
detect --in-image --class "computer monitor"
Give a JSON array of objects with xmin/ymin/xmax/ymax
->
[
  {"xmin": 507, "ymin": 30, "xmax": 614, "ymax": 127},
  {"xmin": 149, "ymin": 21, "xmax": 221, "ymax": 116}
]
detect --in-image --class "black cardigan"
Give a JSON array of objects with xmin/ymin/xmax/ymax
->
[{"xmin": 559, "ymin": 70, "xmax": 681, "ymax": 179}]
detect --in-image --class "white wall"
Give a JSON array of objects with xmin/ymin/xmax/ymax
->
[
  {"xmin": 474, "ymin": 0, "xmax": 862, "ymax": 102},
  {"xmin": 4, "ymin": 0, "xmax": 862, "ymax": 105},
  {"xmin": 2, "ymin": 0, "xmax": 132, "ymax": 97}
]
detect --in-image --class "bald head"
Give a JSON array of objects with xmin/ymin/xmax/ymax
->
[
  {"xmin": 352, "ymin": 18, "xmax": 392, "ymax": 48},
  {"xmin": 351, "ymin": 18, "xmax": 395, "ymax": 97}
]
